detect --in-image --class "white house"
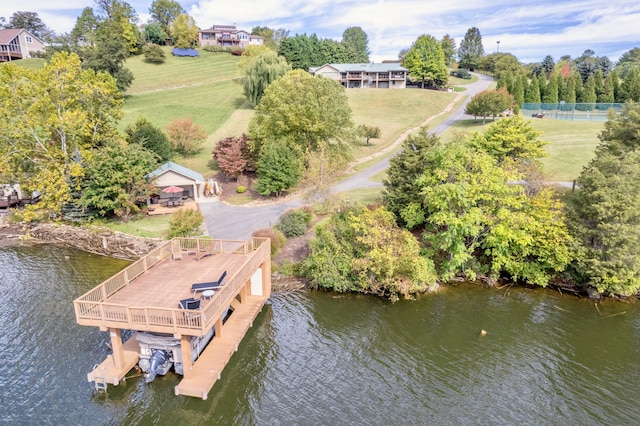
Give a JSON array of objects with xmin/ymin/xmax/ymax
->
[{"xmin": 310, "ymin": 63, "xmax": 408, "ymax": 89}]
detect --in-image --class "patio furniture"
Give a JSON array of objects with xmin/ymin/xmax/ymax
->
[{"xmin": 191, "ymin": 271, "xmax": 227, "ymax": 293}]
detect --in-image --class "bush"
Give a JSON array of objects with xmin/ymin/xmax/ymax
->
[
  {"xmin": 236, "ymin": 185, "xmax": 246, "ymax": 193},
  {"xmin": 168, "ymin": 209, "xmax": 204, "ymax": 239},
  {"xmin": 450, "ymin": 68, "xmax": 471, "ymax": 79},
  {"xmin": 202, "ymin": 45, "xmax": 232, "ymax": 53},
  {"xmin": 276, "ymin": 208, "xmax": 313, "ymax": 238},
  {"xmin": 142, "ymin": 43, "xmax": 166, "ymax": 63},
  {"xmin": 252, "ymin": 228, "xmax": 286, "ymax": 255}
]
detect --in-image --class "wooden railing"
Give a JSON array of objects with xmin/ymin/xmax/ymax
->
[{"xmin": 73, "ymin": 237, "xmax": 270, "ymax": 335}]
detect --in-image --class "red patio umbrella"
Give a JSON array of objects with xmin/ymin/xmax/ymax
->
[{"xmin": 162, "ymin": 185, "xmax": 183, "ymax": 193}]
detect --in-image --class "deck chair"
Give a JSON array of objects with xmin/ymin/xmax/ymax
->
[
  {"xmin": 191, "ymin": 271, "xmax": 227, "ymax": 293},
  {"xmin": 178, "ymin": 297, "xmax": 201, "ymax": 326},
  {"xmin": 171, "ymin": 239, "xmax": 183, "ymax": 261},
  {"xmin": 178, "ymin": 297, "xmax": 201, "ymax": 310}
]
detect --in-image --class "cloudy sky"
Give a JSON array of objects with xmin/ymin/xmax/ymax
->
[{"xmin": 5, "ymin": 0, "xmax": 639, "ymax": 63}]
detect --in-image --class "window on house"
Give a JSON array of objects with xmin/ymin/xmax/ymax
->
[{"xmin": 25, "ymin": 36, "xmax": 32, "ymax": 43}]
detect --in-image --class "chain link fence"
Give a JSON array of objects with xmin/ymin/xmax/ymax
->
[{"xmin": 521, "ymin": 103, "xmax": 625, "ymax": 121}]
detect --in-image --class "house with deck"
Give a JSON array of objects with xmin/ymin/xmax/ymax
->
[
  {"xmin": 0, "ymin": 28, "xmax": 46, "ymax": 62},
  {"xmin": 199, "ymin": 25, "xmax": 264, "ymax": 49},
  {"xmin": 310, "ymin": 63, "xmax": 408, "ymax": 89}
]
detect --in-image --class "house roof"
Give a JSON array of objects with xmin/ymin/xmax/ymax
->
[
  {"xmin": 0, "ymin": 28, "xmax": 45, "ymax": 45},
  {"xmin": 310, "ymin": 63, "xmax": 408, "ymax": 74},
  {"xmin": 147, "ymin": 161, "xmax": 205, "ymax": 183}
]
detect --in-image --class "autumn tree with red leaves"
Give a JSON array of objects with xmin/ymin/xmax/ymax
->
[{"xmin": 212, "ymin": 133, "xmax": 251, "ymax": 179}]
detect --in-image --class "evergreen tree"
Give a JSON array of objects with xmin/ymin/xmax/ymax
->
[
  {"xmin": 542, "ymin": 72, "xmax": 559, "ymax": 103},
  {"xmin": 618, "ymin": 68, "xmax": 640, "ymax": 102},
  {"xmin": 541, "ymin": 55, "xmax": 555, "ymax": 77},
  {"xmin": 580, "ymin": 74, "xmax": 597, "ymax": 104},
  {"xmin": 524, "ymin": 76, "xmax": 541, "ymax": 103},
  {"xmin": 382, "ymin": 127, "xmax": 440, "ymax": 227},
  {"xmin": 125, "ymin": 117, "xmax": 172, "ymax": 162},
  {"xmin": 458, "ymin": 27, "xmax": 484, "ymax": 71},
  {"xmin": 567, "ymin": 104, "xmax": 640, "ymax": 296}
]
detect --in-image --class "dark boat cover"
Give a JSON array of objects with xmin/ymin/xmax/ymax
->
[{"xmin": 172, "ymin": 48, "xmax": 199, "ymax": 57}]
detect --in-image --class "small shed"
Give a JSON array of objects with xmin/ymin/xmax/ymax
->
[{"xmin": 146, "ymin": 162, "xmax": 206, "ymax": 203}]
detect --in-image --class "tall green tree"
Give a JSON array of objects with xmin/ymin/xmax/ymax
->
[
  {"xmin": 70, "ymin": 7, "xmax": 100, "ymax": 46},
  {"xmin": 403, "ymin": 141, "xmax": 572, "ymax": 285},
  {"xmin": 458, "ymin": 27, "xmax": 484, "ymax": 71},
  {"xmin": 404, "ymin": 34, "xmax": 448, "ymax": 88},
  {"xmin": 0, "ymin": 52, "xmax": 122, "ymax": 221},
  {"xmin": 251, "ymin": 26, "xmax": 289, "ymax": 51},
  {"xmin": 255, "ymin": 139, "xmax": 302, "ymax": 196},
  {"xmin": 125, "ymin": 117, "xmax": 172, "ymax": 162},
  {"xmin": 171, "ymin": 13, "xmax": 199, "ymax": 48},
  {"xmin": 524, "ymin": 76, "xmax": 541, "ymax": 103},
  {"xmin": 618, "ymin": 68, "xmax": 640, "ymax": 102},
  {"xmin": 82, "ymin": 19, "xmax": 134, "ymax": 91},
  {"xmin": 541, "ymin": 55, "xmax": 555, "ymax": 77},
  {"xmin": 242, "ymin": 51, "xmax": 291, "ymax": 106},
  {"xmin": 278, "ymin": 33, "xmax": 323, "ymax": 70},
  {"xmin": 440, "ymin": 34, "xmax": 456, "ymax": 66},
  {"xmin": 143, "ymin": 22, "xmax": 168, "ymax": 45},
  {"xmin": 149, "ymin": 0, "xmax": 184, "ymax": 40},
  {"xmin": 614, "ymin": 47, "xmax": 640, "ymax": 79},
  {"xmin": 79, "ymin": 141, "xmax": 157, "ymax": 218},
  {"xmin": 249, "ymin": 69, "xmax": 354, "ymax": 157},
  {"xmin": 341, "ymin": 26, "xmax": 370, "ymax": 63},
  {"xmin": 7, "ymin": 11, "xmax": 54, "ymax": 40},
  {"xmin": 567, "ymin": 104, "xmax": 640, "ymax": 296},
  {"xmin": 382, "ymin": 127, "xmax": 440, "ymax": 228}
]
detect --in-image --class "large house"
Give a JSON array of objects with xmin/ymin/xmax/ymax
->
[
  {"xmin": 310, "ymin": 63, "xmax": 408, "ymax": 89},
  {"xmin": 199, "ymin": 25, "xmax": 264, "ymax": 49},
  {"xmin": 0, "ymin": 28, "xmax": 46, "ymax": 62}
]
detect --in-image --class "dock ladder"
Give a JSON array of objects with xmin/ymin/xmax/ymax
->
[{"xmin": 92, "ymin": 364, "xmax": 109, "ymax": 394}]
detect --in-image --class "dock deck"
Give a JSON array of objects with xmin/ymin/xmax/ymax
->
[{"xmin": 75, "ymin": 237, "xmax": 271, "ymax": 399}]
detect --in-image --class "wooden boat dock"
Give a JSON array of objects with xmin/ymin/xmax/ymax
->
[{"xmin": 74, "ymin": 236, "xmax": 271, "ymax": 399}]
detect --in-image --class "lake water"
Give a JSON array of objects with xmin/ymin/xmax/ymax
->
[{"xmin": 2, "ymin": 243, "xmax": 639, "ymax": 425}]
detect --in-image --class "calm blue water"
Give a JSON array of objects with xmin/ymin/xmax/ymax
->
[{"xmin": 1, "ymin": 243, "xmax": 639, "ymax": 425}]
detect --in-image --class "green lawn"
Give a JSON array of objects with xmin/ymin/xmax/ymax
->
[
  {"xmin": 125, "ymin": 48, "xmax": 241, "ymax": 95},
  {"xmin": 347, "ymin": 89, "xmax": 457, "ymax": 158},
  {"xmin": 535, "ymin": 119, "xmax": 604, "ymax": 181},
  {"xmin": 440, "ymin": 117, "xmax": 604, "ymax": 182},
  {"xmin": 98, "ymin": 214, "xmax": 172, "ymax": 238}
]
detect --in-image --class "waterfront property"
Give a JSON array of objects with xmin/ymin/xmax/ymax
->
[
  {"xmin": 310, "ymin": 63, "xmax": 408, "ymax": 89},
  {"xmin": 0, "ymin": 28, "xmax": 46, "ymax": 62},
  {"xmin": 73, "ymin": 236, "xmax": 271, "ymax": 399},
  {"xmin": 199, "ymin": 25, "xmax": 264, "ymax": 49}
]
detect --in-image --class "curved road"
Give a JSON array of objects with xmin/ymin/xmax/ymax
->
[{"xmin": 200, "ymin": 73, "xmax": 494, "ymax": 240}]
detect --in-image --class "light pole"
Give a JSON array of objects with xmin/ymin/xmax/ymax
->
[{"xmin": 497, "ymin": 40, "xmax": 500, "ymax": 53}]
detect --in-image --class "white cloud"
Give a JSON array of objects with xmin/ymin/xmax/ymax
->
[{"xmin": 8, "ymin": 0, "xmax": 639, "ymax": 62}]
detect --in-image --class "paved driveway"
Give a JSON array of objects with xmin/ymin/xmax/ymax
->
[{"xmin": 200, "ymin": 74, "xmax": 494, "ymax": 240}]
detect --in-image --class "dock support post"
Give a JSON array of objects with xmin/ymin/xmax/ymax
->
[
  {"xmin": 262, "ymin": 259, "xmax": 271, "ymax": 298},
  {"xmin": 181, "ymin": 335, "xmax": 193, "ymax": 379},
  {"xmin": 215, "ymin": 317, "xmax": 223, "ymax": 339},
  {"xmin": 109, "ymin": 328, "xmax": 125, "ymax": 370}
]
